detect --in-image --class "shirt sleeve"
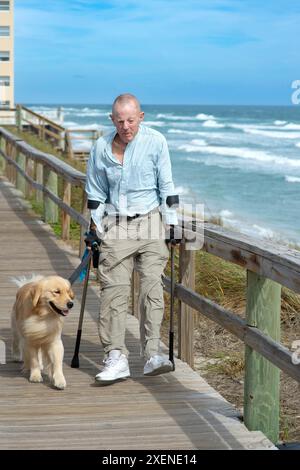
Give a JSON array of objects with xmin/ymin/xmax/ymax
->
[
  {"xmin": 85, "ymin": 143, "xmax": 108, "ymax": 235},
  {"xmin": 157, "ymin": 136, "xmax": 178, "ymax": 225}
]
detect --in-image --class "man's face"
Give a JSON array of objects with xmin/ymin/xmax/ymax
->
[{"xmin": 111, "ymin": 102, "xmax": 144, "ymax": 144}]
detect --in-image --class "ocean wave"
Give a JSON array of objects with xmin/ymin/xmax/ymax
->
[
  {"xmin": 283, "ymin": 123, "xmax": 300, "ymax": 130},
  {"xmin": 66, "ymin": 123, "xmax": 102, "ymax": 130},
  {"xmin": 63, "ymin": 121, "xmax": 79, "ymax": 127},
  {"xmin": 156, "ymin": 113, "xmax": 194, "ymax": 121},
  {"xmin": 220, "ymin": 209, "xmax": 234, "ymax": 218},
  {"xmin": 178, "ymin": 140, "xmax": 207, "ymax": 151},
  {"xmin": 217, "ymin": 213, "xmax": 298, "ymax": 246},
  {"xmin": 241, "ymin": 223, "xmax": 275, "ymax": 240},
  {"xmin": 244, "ymin": 129, "xmax": 300, "ymax": 139},
  {"xmin": 285, "ymin": 176, "xmax": 300, "ymax": 183},
  {"xmin": 296, "ymin": 142, "xmax": 300, "ymax": 148},
  {"xmin": 32, "ymin": 106, "xmax": 57, "ymax": 112},
  {"xmin": 65, "ymin": 111, "xmax": 109, "ymax": 117},
  {"xmin": 181, "ymin": 143, "xmax": 300, "ymax": 168},
  {"xmin": 274, "ymin": 120, "xmax": 287, "ymax": 126},
  {"xmin": 219, "ymin": 215, "xmax": 275, "ymax": 241},
  {"xmin": 229, "ymin": 122, "xmax": 300, "ymax": 132},
  {"xmin": 168, "ymin": 129, "xmax": 205, "ymax": 136},
  {"xmin": 61, "ymin": 107, "xmax": 82, "ymax": 112},
  {"xmin": 72, "ymin": 140, "xmax": 93, "ymax": 151},
  {"xmin": 143, "ymin": 121, "xmax": 165, "ymax": 127},
  {"xmin": 174, "ymin": 185, "xmax": 191, "ymax": 196},
  {"xmin": 202, "ymin": 119, "xmax": 225, "ymax": 128},
  {"xmin": 196, "ymin": 113, "xmax": 215, "ymax": 120}
]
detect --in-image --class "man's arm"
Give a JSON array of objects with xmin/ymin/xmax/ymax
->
[
  {"xmin": 157, "ymin": 136, "xmax": 178, "ymax": 226},
  {"xmin": 85, "ymin": 142, "xmax": 108, "ymax": 235}
]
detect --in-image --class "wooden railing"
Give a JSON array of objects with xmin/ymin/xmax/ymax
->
[
  {"xmin": 15, "ymin": 105, "xmax": 102, "ymax": 160},
  {"xmin": 65, "ymin": 129, "xmax": 101, "ymax": 161},
  {"xmin": 1, "ymin": 125, "xmax": 300, "ymax": 444}
]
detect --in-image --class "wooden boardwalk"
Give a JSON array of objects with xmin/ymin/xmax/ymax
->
[{"xmin": 0, "ymin": 177, "xmax": 276, "ymax": 450}]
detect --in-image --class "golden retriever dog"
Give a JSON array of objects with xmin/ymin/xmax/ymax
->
[{"xmin": 11, "ymin": 275, "xmax": 74, "ymax": 390}]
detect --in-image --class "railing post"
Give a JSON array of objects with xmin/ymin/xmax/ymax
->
[
  {"xmin": 25, "ymin": 157, "xmax": 34, "ymax": 199},
  {"xmin": 36, "ymin": 163, "xmax": 43, "ymax": 203},
  {"xmin": 244, "ymin": 270, "xmax": 281, "ymax": 444},
  {"xmin": 5, "ymin": 140, "xmax": 13, "ymax": 182},
  {"xmin": 0, "ymin": 135, "xmax": 5, "ymax": 174},
  {"xmin": 62, "ymin": 180, "xmax": 71, "ymax": 240},
  {"xmin": 10, "ymin": 143, "xmax": 17, "ymax": 185},
  {"xmin": 65, "ymin": 131, "xmax": 74, "ymax": 159},
  {"xmin": 15, "ymin": 150, "xmax": 26, "ymax": 195},
  {"xmin": 178, "ymin": 241, "xmax": 195, "ymax": 368},
  {"xmin": 16, "ymin": 104, "xmax": 22, "ymax": 132},
  {"xmin": 43, "ymin": 167, "xmax": 58, "ymax": 223}
]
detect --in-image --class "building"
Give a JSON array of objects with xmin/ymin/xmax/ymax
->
[{"xmin": 0, "ymin": 0, "xmax": 14, "ymax": 117}]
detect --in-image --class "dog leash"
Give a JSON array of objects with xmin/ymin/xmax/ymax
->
[{"xmin": 68, "ymin": 250, "xmax": 92, "ymax": 286}]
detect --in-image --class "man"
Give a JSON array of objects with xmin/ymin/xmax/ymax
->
[{"xmin": 85, "ymin": 94, "xmax": 178, "ymax": 384}]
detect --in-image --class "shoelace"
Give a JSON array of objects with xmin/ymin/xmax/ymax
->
[{"xmin": 103, "ymin": 357, "xmax": 120, "ymax": 368}]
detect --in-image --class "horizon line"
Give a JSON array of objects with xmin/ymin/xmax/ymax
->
[{"xmin": 22, "ymin": 102, "xmax": 299, "ymax": 108}]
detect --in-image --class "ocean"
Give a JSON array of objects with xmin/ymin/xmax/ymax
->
[{"xmin": 30, "ymin": 104, "xmax": 300, "ymax": 248}]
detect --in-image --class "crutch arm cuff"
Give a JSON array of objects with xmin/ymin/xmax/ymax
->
[{"xmin": 87, "ymin": 199, "xmax": 101, "ymax": 209}]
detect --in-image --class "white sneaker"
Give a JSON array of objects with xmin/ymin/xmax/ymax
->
[
  {"xmin": 95, "ymin": 350, "xmax": 130, "ymax": 384},
  {"xmin": 144, "ymin": 354, "xmax": 174, "ymax": 376}
]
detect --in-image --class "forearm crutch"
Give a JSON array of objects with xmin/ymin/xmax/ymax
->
[
  {"xmin": 166, "ymin": 194, "xmax": 180, "ymax": 372},
  {"xmin": 71, "ymin": 251, "xmax": 92, "ymax": 368},
  {"xmin": 169, "ymin": 237, "xmax": 176, "ymax": 371}
]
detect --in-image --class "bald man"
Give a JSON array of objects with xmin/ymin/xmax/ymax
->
[{"xmin": 86, "ymin": 94, "xmax": 178, "ymax": 384}]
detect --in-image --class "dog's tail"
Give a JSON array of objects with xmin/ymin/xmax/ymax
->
[{"xmin": 10, "ymin": 274, "xmax": 45, "ymax": 288}]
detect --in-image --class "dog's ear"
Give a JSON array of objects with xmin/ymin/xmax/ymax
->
[
  {"xmin": 31, "ymin": 283, "xmax": 43, "ymax": 307},
  {"xmin": 69, "ymin": 288, "xmax": 75, "ymax": 299}
]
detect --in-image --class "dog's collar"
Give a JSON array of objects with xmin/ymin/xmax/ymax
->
[{"xmin": 49, "ymin": 301, "xmax": 67, "ymax": 317}]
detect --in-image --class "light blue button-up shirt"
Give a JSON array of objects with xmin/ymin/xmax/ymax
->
[{"xmin": 85, "ymin": 124, "xmax": 178, "ymax": 233}]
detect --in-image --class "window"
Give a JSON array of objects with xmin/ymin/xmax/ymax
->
[
  {"xmin": 0, "ymin": 100, "xmax": 10, "ymax": 109},
  {"xmin": 0, "ymin": 51, "xmax": 9, "ymax": 61},
  {"xmin": 0, "ymin": 1, "xmax": 10, "ymax": 11},
  {"xmin": 0, "ymin": 76, "xmax": 10, "ymax": 86},
  {"xmin": 0, "ymin": 26, "xmax": 10, "ymax": 37}
]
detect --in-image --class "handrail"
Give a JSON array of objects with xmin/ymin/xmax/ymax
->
[
  {"xmin": 180, "ymin": 217, "xmax": 300, "ymax": 295},
  {"xmin": 16, "ymin": 105, "xmax": 102, "ymax": 159},
  {"xmin": 20, "ymin": 105, "xmax": 65, "ymax": 131},
  {"xmin": 0, "ymin": 125, "xmax": 299, "ymax": 443},
  {"xmin": 0, "ymin": 127, "xmax": 85, "ymax": 185}
]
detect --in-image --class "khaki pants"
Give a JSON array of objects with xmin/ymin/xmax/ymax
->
[{"xmin": 98, "ymin": 210, "xmax": 169, "ymax": 359}]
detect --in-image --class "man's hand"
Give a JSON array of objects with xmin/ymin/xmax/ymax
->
[
  {"xmin": 165, "ymin": 225, "xmax": 183, "ymax": 245},
  {"xmin": 84, "ymin": 229, "xmax": 101, "ymax": 249},
  {"xmin": 85, "ymin": 229, "xmax": 101, "ymax": 268}
]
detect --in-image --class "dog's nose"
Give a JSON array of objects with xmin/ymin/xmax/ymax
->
[{"xmin": 67, "ymin": 301, "xmax": 74, "ymax": 309}]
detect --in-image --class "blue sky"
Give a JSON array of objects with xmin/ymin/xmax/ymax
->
[{"xmin": 14, "ymin": 0, "xmax": 300, "ymax": 105}]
